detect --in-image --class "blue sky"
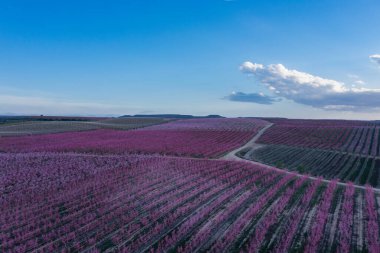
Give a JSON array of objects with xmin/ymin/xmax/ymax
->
[{"xmin": 1, "ymin": 0, "xmax": 380, "ymax": 119}]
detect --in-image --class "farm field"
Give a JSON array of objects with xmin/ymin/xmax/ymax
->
[
  {"xmin": 0, "ymin": 118, "xmax": 266, "ymax": 158},
  {"xmin": 1, "ymin": 117, "xmax": 380, "ymax": 253},
  {"xmin": 249, "ymin": 145, "xmax": 380, "ymax": 187},
  {"xmin": 0, "ymin": 117, "xmax": 171, "ymax": 137},
  {"xmin": 234, "ymin": 118, "xmax": 380, "ymax": 189},
  {"xmin": 1, "ymin": 153, "xmax": 380, "ymax": 253},
  {"xmin": 258, "ymin": 119, "xmax": 379, "ymax": 156}
]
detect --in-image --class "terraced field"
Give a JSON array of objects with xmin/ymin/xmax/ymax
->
[{"xmin": 1, "ymin": 153, "xmax": 379, "ymax": 253}]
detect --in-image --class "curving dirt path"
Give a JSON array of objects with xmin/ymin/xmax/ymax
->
[
  {"xmin": 221, "ymin": 123, "xmax": 273, "ymax": 161},
  {"xmin": 220, "ymin": 122, "xmax": 380, "ymax": 193}
]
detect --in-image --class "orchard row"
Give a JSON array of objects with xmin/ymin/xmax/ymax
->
[
  {"xmin": 250, "ymin": 145, "xmax": 380, "ymax": 187},
  {"xmin": 258, "ymin": 120, "xmax": 380, "ymax": 156},
  {"xmin": 1, "ymin": 153, "xmax": 379, "ymax": 253},
  {"xmin": 0, "ymin": 118, "xmax": 267, "ymax": 158}
]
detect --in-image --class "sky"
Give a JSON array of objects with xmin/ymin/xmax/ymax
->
[{"xmin": 1, "ymin": 0, "xmax": 380, "ymax": 119}]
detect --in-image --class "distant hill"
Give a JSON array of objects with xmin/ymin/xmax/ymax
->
[{"xmin": 120, "ymin": 114, "xmax": 224, "ymax": 119}]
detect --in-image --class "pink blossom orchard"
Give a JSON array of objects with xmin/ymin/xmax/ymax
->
[
  {"xmin": 0, "ymin": 118, "xmax": 266, "ymax": 158},
  {"xmin": 1, "ymin": 118, "xmax": 379, "ymax": 252},
  {"xmin": 258, "ymin": 119, "xmax": 379, "ymax": 155},
  {"xmin": 1, "ymin": 153, "xmax": 379, "ymax": 252}
]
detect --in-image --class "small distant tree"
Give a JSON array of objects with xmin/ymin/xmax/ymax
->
[
  {"xmin": 275, "ymin": 161, "xmax": 284, "ymax": 168},
  {"xmin": 297, "ymin": 165, "xmax": 306, "ymax": 173}
]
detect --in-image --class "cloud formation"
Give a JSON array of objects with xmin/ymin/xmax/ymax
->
[
  {"xmin": 370, "ymin": 54, "xmax": 380, "ymax": 65},
  {"xmin": 347, "ymin": 74, "xmax": 365, "ymax": 86},
  {"xmin": 238, "ymin": 61, "xmax": 380, "ymax": 111},
  {"xmin": 225, "ymin": 91, "xmax": 278, "ymax": 104}
]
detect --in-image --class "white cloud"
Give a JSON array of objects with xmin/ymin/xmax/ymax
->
[
  {"xmin": 354, "ymin": 80, "xmax": 365, "ymax": 85},
  {"xmin": 347, "ymin": 74, "xmax": 365, "ymax": 86},
  {"xmin": 239, "ymin": 61, "xmax": 380, "ymax": 111},
  {"xmin": 370, "ymin": 54, "xmax": 380, "ymax": 65}
]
